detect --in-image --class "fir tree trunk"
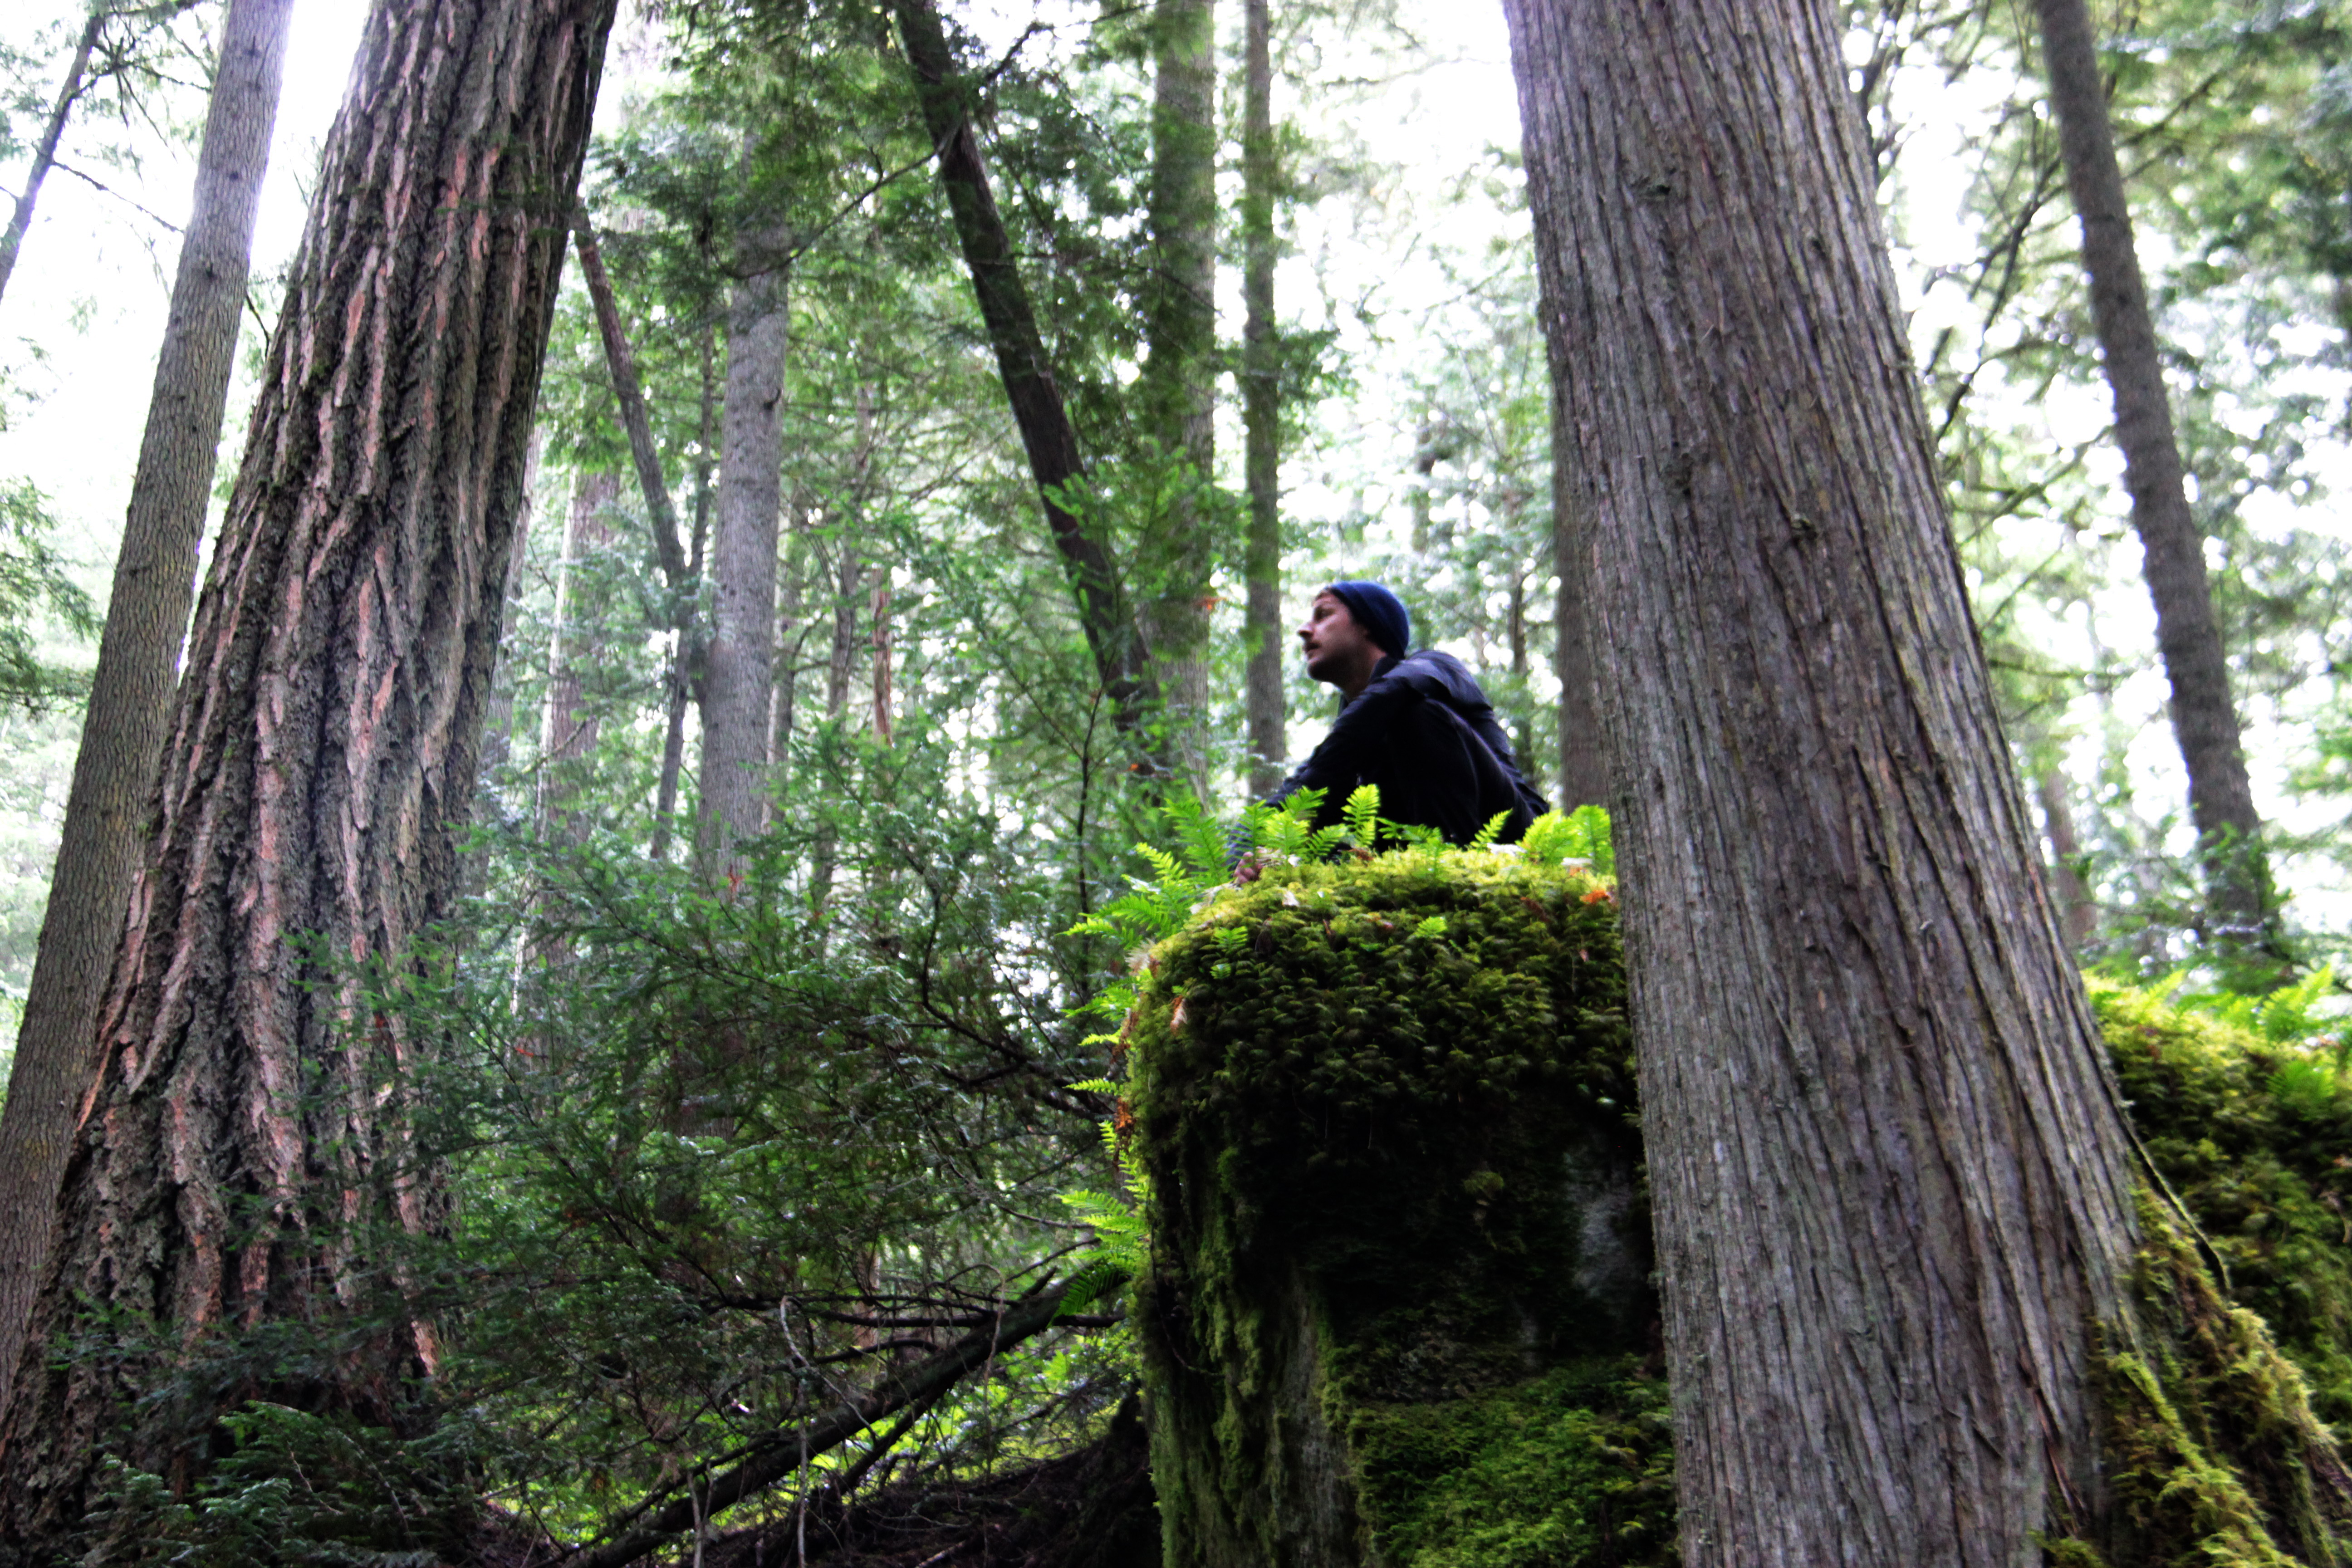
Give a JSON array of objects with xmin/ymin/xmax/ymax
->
[
  {"xmin": 0, "ymin": 0, "xmax": 291, "ymax": 1427},
  {"xmin": 0, "ymin": 11, "xmax": 104, "ymax": 314},
  {"xmin": 2031, "ymin": 0, "xmax": 2272, "ymax": 951},
  {"xmin": 889, "ymin": 0, "xmax": 1157, "ymax": 740},
  {"xmin": 0, "ymin": 0, "xmax": 612, "ymax": 1540},
  {"xmin": 539, "ymin": 470, "xmax": 618, "ymax": 841},
  {"xmin": 1136, "ymin": 0, "xmax": 1217, "ymax": 791},
  {"xmin": 1240, "ymin": 0, "xmax": 1282, "ymax": 799},
  {"xmin": 1504, "ymin": 0, "xmax": 2141, "ymax": 1559},
  {"xmin": 696, "ymin": 230, "xmax": 787, "ymax": 873}
]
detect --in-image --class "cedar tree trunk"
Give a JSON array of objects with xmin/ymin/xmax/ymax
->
[
  {"xmin": 1240, "ymin": 0, "xmax": 1282, "ymax": 798},
  {"xmin": 890, "ymin": 0, "xmax": 1157, "ymax": 740},
  {"xmin": 0, "ymin": 0, "xmax": 612, "ymax": 1542},
  {"xmin": 697, "ymin": 228, "xmax": 788, "ymax": 872},
  {"xmin": 1504, "ymin": 0, "xmax": 2141, "ymax": 1560},
  {"xmin": 2032, "ymin": 0, "xmax": 2271, "ymax": 948},
  {"xmin": 0, "ymin": 0, "xmax": 292, "ymax": 1426}
]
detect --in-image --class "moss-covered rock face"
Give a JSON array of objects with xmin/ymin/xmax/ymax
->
[
  {"xmin": 1129, "ymin": 856, "xmax": 2352, "ymax": 1567},
  {"xmin": 1129, "ymin": 854, "xmax": 1670, "ymax": 1568}
]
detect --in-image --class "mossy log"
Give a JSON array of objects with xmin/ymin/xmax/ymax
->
[{"xmin": 1129, "ymin": 856, "xmax": 2352, "ymax": 1567}]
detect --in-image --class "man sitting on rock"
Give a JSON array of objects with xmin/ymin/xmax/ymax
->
[{"xmin": 1258, "ymin": 580, "xmax": 1548, "ymax": 846}]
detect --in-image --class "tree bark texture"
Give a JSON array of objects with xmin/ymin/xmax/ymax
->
[
  {"xmin": 2031, "ymin": 0, "xmax": 2270, "ymax": 945},
  {"xmin": 0, "ymin": 0, "xmax": 614, "ymax": 1539},
  {"xmin": 1240, "ymin": 0, "xmax": 1282, "ymax": 799},
  {"xmin": 0, "ymin": 10, "xmax": 104, "ymax": 316},
  {"xmin": 1503, "ymin": 1, "xmax": 2141, "ymax": 1561},
  {"xmin": 1136, "ymin": 0, "xmax": 1217, "ymax": 789},
  {"xmin": 539, "ymin": 469, "xmax": 619, "ymax": 841},
  {"xmin": 889, "ymin": 0, "xmax": 1157, "ymax": 740},
  {"xmin": 1552, "ymin": 412, "xmax": 1608, "ymax": 810},
  {"xmin": 696, "ymin": 235, "xmax": 787, "ymax": 872},
  {"xmin": 0, "ymin": 0, "xmax": 292, "ymax": 1429}
]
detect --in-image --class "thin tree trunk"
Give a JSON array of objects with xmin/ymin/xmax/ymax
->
[
  {"xmin": 2040, "ymin": 764, "xmax": 2101, "ymax": 950},
  {"xmin": 573, "ymin": 213, "xmax": 689, "ymax": 583},
  {"xmin": 0, "ymin": 0, "xmax": 291, "ymax": 1428},
  {"xmin": 0, "ymin": 11, "xmax": 104, "ymax": 315},
  {"xmin": 1504, "ymin": 0, "xmax": 2139, "ymax": 1560},
  {"xmin": 888, "ymin": 0, "xmax": 1157, "ymax": 740},
  {"xmin": 650, "ymin": 323, "xmax": 716, "ymax": 864},
  {"xmin": 539, "ymin": 470, "xmax": 619, "ymax": 841},
  {"xmin": 0, "ymin": 0, "xmax": 612, "ymax": 1538},
  {"xmin": 1507, "ymin": 571, "xmax": 1532, "ymax": 769},
  {"xmin": 696, "ymin": 219, "xmax": 788, "ymax": 874},
  {"xmin": 765, "ymin": 510, "xmax": 806, "ymax": 828},
  {"xmin": 1136, "ymin": 0, "xmax": 1217, "ymax": 792},
  {"xmin": 2031, "ymin": 0, "xmax": 2272, "ymax": 949},
  {"xmin": 1240, "ymin": 0, "xmax": 1282, "ymax": 799},
  {"xmin": 869, "ymin": 573, "xmax": 892, "ymax": 746},
  {"xmin": 826, "ymin": 536, "xmax": 860, "ymax": 720}
]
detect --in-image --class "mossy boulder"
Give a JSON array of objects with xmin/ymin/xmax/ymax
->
[
  {"xmin": 1127, "ymin": 854, "xmax": 2352, "ymax": 1567},
  {"xmin": 1128, "ymin": 854, "xmax": 1670, "ymax": 1568}
]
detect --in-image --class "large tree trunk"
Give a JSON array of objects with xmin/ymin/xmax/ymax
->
[
  {"xmin": 539, "ymin": 469, "xmax": 619, "ymax": 841},
  {"xmin": 889, "ymin": 0, "xmax": 1157, "ymax": 742},
  {"xmin": 0, "ymin": 0, "xmax": 612, "ymax": 1542},
  {"xmin": 696, "ymin": 220, "xmax": 788, "ymax": 874},
  {"xmin": 1239, "ymin": 0, "xmax": 1282, "ymax": 799},
  {"xmin": 1552, "ymin": 424, "xmax": 1607, "ymax": 810},
  {"xmin": 0, "ymin": 11, "xmax": 104, "ymax": 315},
  {"xmin": 2032, "ymin": 0, "xmax": 2272, "ymax": 951},
  {"xmin": 1135, "ymin": 0, "xmax": 1217, "ymax": 793},
  {"xmin": 1504, "ymin": 0, "xmax": 2142, "ymax": 1560},
  {"xmin": 0, "ymin": 0, "xmax": 291, "ymax": 1428}
]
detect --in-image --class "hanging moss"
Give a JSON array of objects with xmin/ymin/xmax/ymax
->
[{"xmin": 1128, "ymin": 853, "xmax": 1666, "ymax": 1568}]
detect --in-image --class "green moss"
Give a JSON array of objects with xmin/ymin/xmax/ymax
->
[
  {"xmin": 2094, "ymin": 980, "xmax": 2352, "ymax": 1442},
  {"xmin": 1348, "ymin": 1358, "xmax": 1673, "ymax": 1568},
  {"xmin": 1130, "ymin": 853, "xmax": 1656, "ymax": 1568},
  {"xmin": 1133, "ymin": 869, "xmax": 2352, "ymax": 1567}
]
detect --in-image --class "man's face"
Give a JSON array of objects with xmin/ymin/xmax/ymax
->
[{"xmin": 1297, "ymin": 592, "xmax": 1382, "ymax": 687}]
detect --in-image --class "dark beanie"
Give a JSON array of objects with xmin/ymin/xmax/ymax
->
[{"xmin": 1325, "ymin": 580, "xmax": 1411, "ymax": 658}]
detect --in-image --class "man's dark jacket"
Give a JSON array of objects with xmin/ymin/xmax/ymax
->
[{"xmin": 1263, "ymin": 649, "xmax": 1549, "ymax": 844}]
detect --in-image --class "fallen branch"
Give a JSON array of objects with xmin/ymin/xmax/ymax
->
[{"xmin": 562, "ymin": 1282, "xmax": 1069, "ymax": 1568}]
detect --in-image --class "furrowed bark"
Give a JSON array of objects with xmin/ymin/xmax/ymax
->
[
  {"xmin": 0, "ymin": 11, "xmax": 104, "ymax": 314},
  {"xmin": 1552, "ymin": 455, "xmax": 1607, "ymax": 809},
  {"xmin": 562, "ymin": 1284, "xmax": 1070, "ymax": 1568},
  {"xmin": 1136, "ymin": 0, "xmax": 1217, "ymax": 791},
  {"xmin": 888, "ymin": 0, "xmax": 1157, "ymax": 739},
  {"xmin": 696, "ymin": 220, "xmax": 788, "ymax": 873},
  {"xmin": 0, "ymin": 0, "xmax": 291, "ymax": 1427},
  {"xmin": 1504, "ymin": 0, "xmax": 2139, "ymax": 1560},
  {"xmin": 2031, "ymin": 0, "xmax": 2272, "ymax": 949},
  {"xmin": 1240, "ymin": 0, "xmax": 1282, "ymax": 799},
  {"xmin": 0, "ymin": 0, "xmax": 615, "ymax": 1540}
]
